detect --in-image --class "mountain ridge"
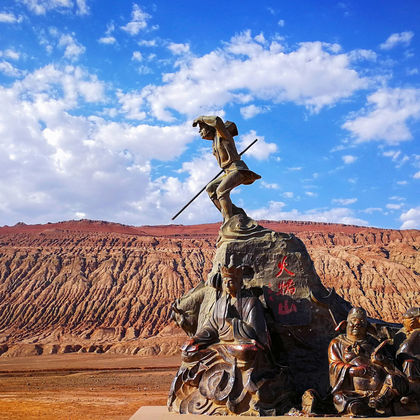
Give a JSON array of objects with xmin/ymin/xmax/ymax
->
[{"xmin": 0, "ymin": 219, "xmax": 418, "ymax": 357}]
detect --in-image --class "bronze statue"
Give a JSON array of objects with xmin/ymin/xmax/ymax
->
[
  {"xmin": 167, "ymin": 115, "xmax": 420, "ymax": 418},
  {"xmin": 192, "ymin": 116, "xmax": 260, "ymax": 223},
  {"xmin": 168, "ymin": 256, "xmax": 293, "ymax": 416},
  {"xmin": 394, "ymin": 307, "xmax": 420, "ymax": 407},
  {"xmin": 328, "ymin": 308, "xmax": 408, "ymax": 416},
  {"xmin": 181, "ymin": 258, "xmax": 269, "ymax": 353}
]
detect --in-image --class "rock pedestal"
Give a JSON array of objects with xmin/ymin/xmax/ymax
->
[
  {"xmin": 209, "ymin": 214, "xmax": 351, "ymax": 395},
  {"xmin": 168, "ymin": 215, "xmax": 407, "ymax": 416}
]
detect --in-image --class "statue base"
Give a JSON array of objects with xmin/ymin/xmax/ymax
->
[{"xmin": 129, "ymin": 406, "xmax": 420, "ymax": 419}]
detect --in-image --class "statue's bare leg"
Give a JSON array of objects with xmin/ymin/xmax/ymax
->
[
  {"xmin": 216, "ymin": 171, "xmax": 248, "ymax": 222},
  {"xmin": 206, "ymin": 177, "xmax": 223, "ymax": 212},
  {"xmin": 218, "ymin": 195, "xmax": 233, "ymax": 222},
  {"xmin": 208, "ymin": 195, "xmax": 244, "ymax": 219},
  {"xmin": 206, "ymin": 171, "xmax": 248, "ymax": 222}
]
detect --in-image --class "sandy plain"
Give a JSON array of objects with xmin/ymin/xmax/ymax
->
[{"xmin": 0, "ymin": 353, "xmax": 180, "ymax": 420}]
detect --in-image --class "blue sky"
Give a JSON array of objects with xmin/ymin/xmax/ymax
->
[{"xmin": 0, "ymin": 1, "xmax": 419, "ymax": 229}]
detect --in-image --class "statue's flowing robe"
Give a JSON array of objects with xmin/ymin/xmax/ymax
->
[
  {"xmin": 328, "ymin": 334, "xmax": 408, "ymax": 414},
  {"xmin": 328, "ymin": 334, "xmax": 381, "ymax": 395},
  {"xmin": 193, "ymin": 292, "xmax": 269, "ymax": 350},
  {"xmin": 396, "ymin": 329, "xmax": 420, "ymax": 382},
  {"xmin": 168, "ymin": 290, "xmax": 293, "ymax": 415}
]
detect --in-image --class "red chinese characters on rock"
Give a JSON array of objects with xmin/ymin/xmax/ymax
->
[
  {"xmin": 268, "ymin": 279, "xmax": 296, "ymax": 297},
  {"xmin": 266, "ymin": 286, "xmax": 298, "ymax": 315},
  {"xmin": 278, "ymin": 300, "xmax": 297, "ymax": 315},
  {"xmin": 278, "ymin": 279, "xmax": 296, "ymax": 296},
  {"xmin": 267, "ymin": 256, "xmax": 299, "ymax": 316},
  {"xmin": 275, "ymin": 256, "xmax": 295, "ymax": 278}
]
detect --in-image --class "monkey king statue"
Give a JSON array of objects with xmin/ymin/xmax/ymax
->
[{"xmin": 192, "ymin": 115, "xmax": 260, "ymax": 224}]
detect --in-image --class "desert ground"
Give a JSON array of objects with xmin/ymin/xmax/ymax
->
[{"xmin": 0, "ymin": 353, "xmax": 180, "ymax": 420}]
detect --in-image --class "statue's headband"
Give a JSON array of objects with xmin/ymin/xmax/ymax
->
[{"xmin": 220, "ymin": 255, "xmax": 242, "ymax": 278}]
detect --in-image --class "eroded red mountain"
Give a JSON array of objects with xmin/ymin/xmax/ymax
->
[{"xmin": 0, "ymin": 219, "xmax": 418, "ymax": 357}]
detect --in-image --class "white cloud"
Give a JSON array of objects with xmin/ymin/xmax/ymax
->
[
  {"xmin": 168, "ymin": 42, "xmax": 190, "ymax": 55},
  {"xmin": 397, "ymin": 180, "xmax": 408, "ymax": 185},
  {"xmin": 253, "ymin": 32, "xmax": 266, "ymax": 45},
  {"xmin": 21, "ymin": 0, "xmax": 88, "ymax": 15},
  {"xmin": 121, "ymin": 4, "xmax": 151, "ymax": 35},
  {"xmin": 240, "ymin": 104, "xmax": 269, "ymax": 119},
  {"xmin": 400, "ymin": 207, "xmax": 420, "ymax": 229},
  {"xmin": 136, "ymin": 65, "xmax": 153, "ymax": 75},
  {"xmin": 380, "ymin": 31, "xmax": 414, "ymax": 50},
  {"xmin": 58, "ymin": 34, "xmax": 85, "ymax": 60},
  {"xmin": 363, "ymin": 207, "xmax": 383, "ymax": 214},
  {"xmin": 139, "ymin": 31, "xmax": 367, "ymax": 121},
  {"xmin": 75, "ymin": 0, "xmax": 88, "ymax": 15},
  {"xmin": 1, "ymin": 49, "xmax": 20, "ymax": 60},
  {"xmin": 98, "ymin": 22, "xmax": 116, "ymax": 45},
  {"xmin": 138, "ymin": 39, "xmax": 156, "ymax": 47},
  {"xmin": 261, "ymin": 181, "xmax": 279, "ymax": 189},
  {"xmin": 0, "ymin": 61, "xmax": 23, "ymax": 77},
  {"xmin": 132, "ymin": 51, "xmax": 143, "ymax": 62},
  {"xmin": 116, "ymin": 89, "xmax": 146, "ymax": 120},
  {"xmin": 237, "ymin": 130, "xmax": 277, "ymax": 160},
  {"xmin": 249, "ymin": 201, "xmax": 368, "ymax": 225},
  {"xmin": 342, "ymin": 154, "xmax": 357, "ymax": 164},
  {"xmin": 282, "ymin": 191, "xmax": 294, "ymax": 198},
  {"xmin": 131, "ymin": 151, "xmax": 223, "ymax": 225},
  {"xmin": 386, "ymin": 203, "xmax": 403, "ymax": 210},
  {"xmin": 305, "ymin": 191, "xmax": 317, "ymax": 197},
  {"xmin": 0, "ymin": 12, "xmax": 23, "ymax": 23},
  {"xmin": 332, "ymin": 198, "xmax": 357, "ymax": 205},
  {"xmin": 413, "ymin": 171, "xmax": 420, "ymax": 179},
  {"xmin": 349, "ymin": 49, "xmax": 377, "ymax": 61},
  {"xmin": 288, "ymin": 166, "xmax": 302, "ymax": 171},
  {"xmin": 99, "ymin": 36, "xmax": 116, "ymax": 45},
  {"xmin": 0, "ymin": 64, "xmax": 204, "ymax": 226},
  {"xmin": 21, "ymin": 65, "xmax": 105, "ymax": 104},
  {"xmin": 343, "ymin": 88, "xmax": 420, "ymax": 144},
  {"xmin": 382, "ymin": 149, "xmax": 409, "ymax": 167},
  {"xmin": 383, "ymin": 150, "xmax": 401, "ymax": 160},
  {"xmin": 278, "ymin": 19, "xmax": 285, "ymax": 27},
  {"xmin": 389, "ymin": 195, "xmax": 405, "ymax": 201},
  {"xmin": 250, "ymin": 201, "xmax": 286, "ymax": 219}
]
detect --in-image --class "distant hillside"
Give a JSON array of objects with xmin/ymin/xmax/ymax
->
[{"xmin": 0, "ymin": 219, "xmax": 418, "ymax": 357}]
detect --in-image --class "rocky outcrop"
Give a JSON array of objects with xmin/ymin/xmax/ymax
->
[{"xmin": 0, "ymin": 219, "xmax": 418, "ymax": 356}]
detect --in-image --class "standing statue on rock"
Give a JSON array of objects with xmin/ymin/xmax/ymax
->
[{"xmin": 193, "ymin": 116, "xmax": 261, "ymax": 223}]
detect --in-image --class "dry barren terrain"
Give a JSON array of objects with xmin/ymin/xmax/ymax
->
[
  {"xmin": 0, "ymin": 219, "xmax": 418, "ymax": 358},
  {"xmin": 0, "ymin": 354, "xmax": 179, "ymax": 419}
]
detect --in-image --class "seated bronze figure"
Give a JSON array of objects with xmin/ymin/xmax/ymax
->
[
  {"xmin": 328, "ymin": 308, "xmax": 408, "ymax": 416},
  {"xmin": 394, "ymin": 307, "xmax": 420, "ymax": 408},
  {"xmin": 168, "ymin": 257, "xmax": 293, "ymax": 416}
]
